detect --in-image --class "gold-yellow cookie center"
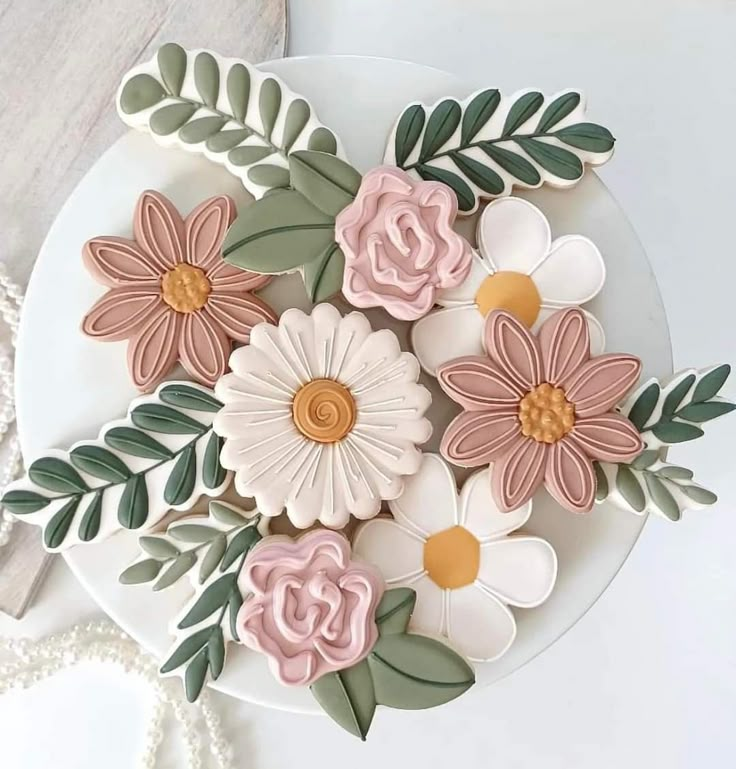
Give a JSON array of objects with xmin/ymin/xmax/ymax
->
[
  {"xmin": 161, "ymin": 264, "xmax": 211, "ymax": 313},
  {"xmin": 292, "ymin": 379, "xmax": 356, "ymax": 444},
  {"xmin": 423, "ymin": 526, "xmax": 480, "ymax": 590},
  {"xmin": 475, "ymin": 271, "xmax": 541, "ymax": 327},
  {"xmin": 518, "ymin": 382, "xmax": 575, "ymax": 444}
]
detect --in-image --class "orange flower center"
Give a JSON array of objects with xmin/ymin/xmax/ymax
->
[
  {"xmin": 475, "ymin": 271, "xmax": 541, "ymax": 327},
  {"xmin": 161, "ymin": 264, "xmax": 211, "ymax": 313},
  {"xmin": 292, "ymin": 379, "xmax": 356, "ymax": 443},
  {"xmin": 423, "ymin": 526, "xmax": 480, "ymax": 589},
  {"xmin": 519, "ymin": 382, "xmax": 575, "ymax": 444}
]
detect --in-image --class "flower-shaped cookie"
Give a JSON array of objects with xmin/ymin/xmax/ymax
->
[
  {"xmin": 214, "ymin": 303, "xmax": 432, "ymax": 528},
  {"xmin": 412, "ymin": 197, "xmax": 606, "ymax": 376},
  {"xmin": 237, "ymin": 530, "xmax": 384, "ymax": 687},
  {"xmin": 335, "ymin": 166, "xmax": 473, "ymax": 321},
  {"xmin": 82, "ymin": 190, "xmax": 277, "ymax": 391},
  {"xmin": 354, "ymin": 454, "xmax": 556, "ymax": 662},
  {"xmin": 439, "ymin": 307, "xmax": 643, "ymax": 513}
]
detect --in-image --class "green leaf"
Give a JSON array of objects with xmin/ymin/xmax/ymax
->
[
  {"xmin": 516, "ymin": 138, "xmax": 583, "ymax": 180},
  {"xmin": 259, "ymin": 78, "xmax": 281, "ymax": 141},
  {"xmin": 29, "ymin": 457, "xmax": 88, "ymax": 494},
  {"xmin": 303, "ymin": 243, "xmax": 345, "ymax": 303},
  {"xmin": 206, "ymin": 128, "xmax": 251, "ymax": 153},
  {"xmin": 200, "ymin": 534, "xmax": 227, "ymax": 584},
  {"xmin": 164, "ymin": 445, "xmax": 197, "ymax": 505},
  {"xmin": 289, "ymin": 150, "xmax": 361, "ymax": 217},
  {"xmin": 70, "ymin": 445, "xmax": 130, "ymax": 483},
  {"xmin": 139, "ymin": 535, "xmax": 180, "ymax": 559},
  {"xmin": 118, "ymin": 475, "xmax": 148, "ymax": 529},
  {"xmin": 119, "ymin": 74, "xmax": 166, "ymax": 114},
  {"xmin": 185, "ymin": 648, "xmax": 210, "ymax": 702},
  {"xmin": 178, "ymin": 573, "xmax": 237, "ymax": 629},
  {"xmin": 368, "ymin": 634, "xmax": 475, "ymax": 709},
  {"xmin": 169, "ymin": 524, "xmax": 218, "ymax": 543},
  {"xmin": 157, "ymin": 42, "xmax": 187, "ymax": 96},
  {"xmin": 282, "ymin": 99, "xmax": 311, "ymax": 152},
  {"xmin": 679, "ymin": 485, "xmax": 717, "ymax": 505},
  {"xmin": 228, "ymin": 591, "xmax": 243, "ymax": 641},
  {"xmin": 677, "ymin": 401, "xmax": 736, "ymax": 422},
  {"xmin": 308, "ymin": 127, "xmax": 338, "ymax": 154},
  {"xmin": 193, "ymin": 52, "xmax": 219, "ymax": 108},
  {"xmin": 502, "ymin": 91, "xmax": 544, "ymax": 136},
  {"xmin": 227, "ymin": 145, "xmax": 274, "ymax": 166},
  {"xmin": 203, "ymin": 432, "xmax": 227, "ymax": 489},
  {"xmin": 629, "ymin": 449, "xmax": 660, "ymax": 471},
  {"xmin": 159, "ymin": 384, "xmax": 222, "ymax": 413},
  {"xmin": 657, "ymin": 465, "xmax": 693, "ymax": 481},
  {"xmin": 449, "ymin": 152, "xmax": 504, "ymax": 194},
  {"xmin": 555, "ymin": 123, "xmax": 615, "ymax": 153},
  {"xmin": 153, "ymin": 551, "xmax": 198, "ymax": 591},
  {"xmin": 208, "ymin": 626, "xmax": 226, "ymax": 679},
  {"xmin": 150, "ymin": 103, "xmax": 198, "ymax": 136},
  {"xmin": 1, "ymin": 489, "xmax": 50, "ymax": 514},
  {"xmin": 662, "ymin": 374, "xmax": 696, "ymax": 416},
  {"xmin": 394, "ymin": 104, "xmax": 425, "ymax": 166},
  {"xmin": 626, "ymin": 382, "xmax": 660, "ymax": 430},
  {"xmin": 375, "ymin": 588, "xmax": 416, "ymax": 635},
  {"xmin": 460, "ymin": 89, "xmax": 500, "ymax": 145},
  {"xmin": 692, "ymin": 364, "xmax": 731, "ymax": 403},
  {"xmin": 651, "ymin": 422, "xmax": 704, "ymax": 444},
  {"xmin": 104, "ymin": 427, "xmax": 174, "ymax": 460},
  {"xmin": 616, "ymin": 465, "xmax": 645, "ymax": 512},
  {"xmin": 209, "ymin": 501, "xmax": 247, "ymax": 526},
  {"xmin": 220, "ymin": 525, "xmax": 261, "ymax": 571},
  {"xmin": 131, "ymin": 404, "xmax": 205, "ymax": 434},
  {"xmin": 416, "ymin": 164, "xmax": 474, "ymax": 212},
  {"xmin": 536, "ymin": 92, "xmax": 581, "ymax": 133},
  {"xmin": 593, "ymin": 462, "xmax": 609, "ymax": 501},
  {"xmin": 419, "ymin": 99, "xmax": 461, "ymax": 160},
  {"xmin": 247, "ymin": 164, "xmax": 290, "ymax": 189},
  {"xmin": 118, "ymin": 558, "xmax": 162, "ymax": 585},
  {"xmin": 44, "ymin": 498, "xmax": 80, "ymax": 549},
  {"xmin": 311, "ymin": 661, "xmax": 376, "ymax": 740},
  {"xmin": 161, "ymin": 625, "xmax": 213, "ymax": 673},
  {"xmin": 78, "ymin": 491, "xmax": 103, "ymax": 541},
  {"xmin": 480, "ymin": 143, "xmax": 541, "ymax": 185},
  {"xmin": 644, "ymin": 474, "xmax": 680, "ymax": 521},
  {"xmin": 179, "ymin": 117, "xmax": 227, "ymax": 144},
  {"xmin": 226, "ymin": 63, "xmax": 250, "ymax": 123}
]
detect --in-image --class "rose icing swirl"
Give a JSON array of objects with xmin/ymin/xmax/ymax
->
[
  {"xmin": 236, "ymin": 530, "xmax": 384, "ymax": 687},
  {"xmin": 335, "ymin": 166, "xmax": 473, "ymax": 321}
]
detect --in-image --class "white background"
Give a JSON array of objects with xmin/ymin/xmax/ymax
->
[{"xmin": 1, "ymin": 1, "xmax": 734, "ymax": 767}]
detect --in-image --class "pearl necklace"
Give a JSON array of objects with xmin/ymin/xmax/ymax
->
[{"xmin": 0, "ymin": 619, "xmax": 234, "ymax": 769}]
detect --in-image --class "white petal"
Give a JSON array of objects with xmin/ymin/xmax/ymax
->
[
  {"xmin": 353, "ymin": 518, "xmax": 425, "ymax": 582},
  {"xmin": 447, "ymin": 584, "xmax": 517, "ymax": 662},
  {"xmin": 533, "ymin": 307, "xmax": 605, "ymax": 356},
  {"xmin": 477, "ymin": 197, "xmax": 551, "ymax": 275},
  {"xmin": 477, "ymin": 536, "xmax": 557, "ymax": 607},
  {"xmin": 458, "ymin": 467, "xmax": 532, "ymax": 541},
  {"xmin": 410, "ymin": 305, "xmax": 485, "ymax": 376},
  {"xmin": 388, "ymin": 454, "xmax": 459, "ymax": 536},
  {"xmin": 407, "ymin": 575, "xmax": 446, "ymax": 637},
  {"xmin": 531, "ymin": 235, "xmax": 605, "ymax": 305},
  {"xmin": 436, "ymin": 252, "xmax": 491, "ymax": 306}
]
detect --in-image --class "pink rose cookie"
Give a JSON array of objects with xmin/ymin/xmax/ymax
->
[
  {"xmin": 81, "ymin": 190, "xmax": 278, "ymax": 391},
  {"xmin": 335, "ymin": 166, "xmax": 473, "ymax": 321}
]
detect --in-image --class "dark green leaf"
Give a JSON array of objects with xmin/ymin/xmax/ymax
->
[
  {"xmin": 227, "ymin": 145, "xmax": 274, "ymax": 166},
  {"xmin": 104, "ymin": 427, "xmax": 174, "ymax": 459},
  {"xmin": 311, "ymin": 661, "xmax": 376, "ymax": 740},
  {"xmin": 679, "ymin": 485, "xmax": 717, "ymax": 505},
  {"xmin": 416, "ymin": 164, "xmax": 474, "ymax": 212},
  {"xmin": 644, "ymin": 474, "xmax": 680, "ymax": 521},
  {"xmin": 627, "ymin": 382, "xmax": 660, "ymax": 430},
  {"xmin": 29, "ymin": 457, "xmax": 88, "ymax": 494},
  {"xmin": 178, "ymin": 573, "xmax": 237, "ymax": 629},
  {"xmin": 258, "ymin": 78, "xmax": 281, "ymax": 141},
  {"xmin": 164, "ymin": 445, "xmax": 197, "ymax": 505},
  {"xmin": 203, "ymin": 432, "xmax": 227, "ymax": 489},
  {"xmin": 449, "ymin": 152, "xmax": 504, "ymax": 194},
  {"xmin": 461, "ymin": 89, "xmax": 500, "ymax": 145},
  {"xmin": 289, "ymin": 150, "xmax": 361, "ymax": 217},
  {"xmin": 157, "ymin": 42, "xmax": 187, "ymax": 96},
  {"xmin": 208, "ymin": 626, "xmax": 226, "ymax": 679},
  {"xmin": 516, "ymin": 138, "xmax": 583, "ymax": 180},
  {"xmin": 616, "ymin": 465, "xmax": 645, "ymax": 512},
  {"xmin": 555, "ymin": 123, "xmax": 615, "ymax": 153},
  {"xmin": 662, "ymin": 375, "xmax": 695, "ymax": 416},
  {"xmin": 179, "ymin": 117, "xmax": 227, "ymax": 144},
  {"xmin": 394, "ymin": 104, "xmax": 425, "ymax": 166},
  {"xmin": 161, "ymin": 625, "xmax": 213, "ymax": 674},
  {"xmin": 153, "ymin": 551, "xmax": 197, "ymax": 591},
  {"xmin": 247, "ymin": 164, "xmax": 290, "ymax": 189},
  {"xmin": 593, "ymin": 462, "xmax": 609, "ymax": 501},
  {"xmin": 119, "ymin": 74, "xmax": 166, "ymax": 114},
  {"xmin": 692, "ymin": 364, "xmax": 731, "ymax": 403},
  {"xmin": 536, "ymin": 92, "xmax": 581, "ymax": 133},
  {"xmin": 118, "ymin": 475, "xmax": 148, "ymax": 529},
  {"xmin": 200, "ymin": 534, "xmax": 227, "ymax": 584},
  {"xmin": 480, "ymin": 143, "xmax": 541, "ymax": 185},
  {"xmin": 502, "ymin": 91, "xmax": 543, "ymax": 136},
  {"xmin": 221, "ymin": 525, "xmax": 262, "ymax": 571},
  {"xmin": 193, "ymin": 51, "xmax": 219, "ymax": 108},
  {"xmin": 119, "ymin": 558, "xmax": 163, "ymax": 585},
  {"xmin": 206, "ymin": 128, "xmax": 251, "ymax": 153},
  {"xmin": 150, "ymin": 104, "xmax": 198, "ymax": 136},
  {"xmin": 1, "ymin": 489, "xmax": 50, "ymax": 514},
  {"xmin": 375, "ymin": 588, "xmax": 416, "ymax": 635},
  {"xmin": 228, "ymin": 590, "xmax": 244, "ymax": 642},
  {"xmin": 185, "ymin": 648, "xmax": 210, "ymax": 702},
  {"xmin": 419, "ymin": 99, "xmax": 461, "ymax": 160},
  {"xmin": 651, "ymin": 422, "xmax": 704, "ymax": 444},
  {"xmin": 159, "ymin": 384, "xmax": 222, "ymax": 413},
  {"xmin": 70, "ymin": 445, "xmax": 130, "ymax": 483},
  {"xmin": 308, "ymin": 127, "xmax": 338, "ymax": 154},
  {"xmin": 629, "ymin": 449, "xmax": 660, "ymax": 471},
  {"xmin": 139, "ymin": 535, "xmax": 180, "ymax": 559},
  {"xmin": 170, "ymin": 524, "xmax": 218, "ymax": 543},
  {"xmin": 677, "ymin": 401, "xmax": 736, "ymax": 422},
  {"xmin": 282, "ymin": 99, "xmax": 311, "ymax": 152},
  {"xmin": 303, "ymin": 243, "xmax": 344, "ymax": 303},
  {"xmin": 209, "ymin": 501, "xmax": 248, "ymax": 526},
  {"xmin": 78, "ymin": 490, "xmax": 103, "ymax": 541},
  {"xmin": 44, "ymin": 498, "xmax": 80, "ymax": 549},
  {"xmin": 131, "ymin": 404, "xmax": 205, "ymax": 434},
  {"xmin": 657, "ymin": 465, "xmax": 693, "ymax": 481},
  {"xmin": 226, "ymin": 63, "xmax": 250, "ymax": 123}
]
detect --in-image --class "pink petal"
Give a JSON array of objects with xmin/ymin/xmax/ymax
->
[
  {"xmin": 184, "ymin": 195, "xmax": 236, "ymax": 271},
  {"xmin": 128, "ymin": 309, "xmax": 181, "ymax": 391},
  {"xmin": 441, "ymin": 411, "xmax": 522, "ymax": 467},
  {"xmin": 491, "ymin": 437, "xmax": 547, "ymax": 512},
  {"xmin": 133, "ymin": 190, "xmax": 186, "ymax": 271},
  {"xmin": 437, "ymin": 355, "xmax": 523, "ymax": 411},
  {"xmin": 81, "ymin": 285, "xmax": 164, "ymax": 341},
  {"xmin": 544, "ymin": 436, "xmax": 596, "ymax": 513},
  {"xmin": 83, "ymin": 237, "xmax": 163, "ymax": 286},
  {"xmin": 571, "ymin": 412, "xmax": 643, "ymax": 462},
  {"xmin": 562, "ymin": 354, "xmax": 642, "ymax": 418},
  {"xmin": 207, "ymin": 261, "xmax": 273, "ymax": 292},
  {"xmin": 179, "ymin": 307, "xmax": 231, "ymax": 387},
  {"xmin": 538, "ymin": 307, "xmax": 590, "ymax": 386},
  {"xmin": 207, "ymin": 292, "xmax": 278, "ymax": 343},
  {"xmin": 484, "ymin": 310, "xmax": 543, "ymax": 391}
]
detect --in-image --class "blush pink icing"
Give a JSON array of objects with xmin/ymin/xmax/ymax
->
[
  {"xmin": 335, "ymin": 166, "xmax": 473, "ymax": 321},
  {"xmin": 236, "ymin": 530, "xmax": 384, "ymax": 687}
]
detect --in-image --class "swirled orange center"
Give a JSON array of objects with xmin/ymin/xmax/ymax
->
[
  {"xmin": 519, "ymin": 382, "xmax": 575, "ymax": 444},
  {"xmin": 424, "ymin": 526, "xmax": 480, "ymax": 589},
  {"xmin": 475, "ymin": 271, "xmax": 541, "ymax": 327},
  {"xmin": 161, "ymin": 264, "xmax": 211, "ymax": 313},
  {"xmin": 292, "ymin": 379, "xmax": 356, "ymax": 443}
]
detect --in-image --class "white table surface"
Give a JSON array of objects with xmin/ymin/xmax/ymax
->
[{"xmin": 1, "ymin": 1, "xmax": 734, "ymax": 767}]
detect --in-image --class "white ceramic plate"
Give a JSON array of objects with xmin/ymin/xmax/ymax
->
[{"xmin": 15, "ymin": 56, "xmax": 672, "ymax": 713}]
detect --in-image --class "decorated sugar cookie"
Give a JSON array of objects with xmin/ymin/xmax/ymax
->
[
  {"xmin": 213, "ymin": 303, "xmax": 432, "ymax": 529},
  {"xmin": 82, "ymin": 190, "xmax": 277, "ymax": 391},
  {"xmin": 412, "ymin": 197, "xmax": 605, "ymax": 376},
  {"xmin": 354, "ymin": 455, "xmax": 557, "ymax": 662}
]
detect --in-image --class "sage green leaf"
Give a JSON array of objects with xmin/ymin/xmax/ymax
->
[
  {"xmin": 308, "ymin": 127, "xmax": 338, "ymax": 154},
  {"xmin": 209, "ymin": 501, "xmax": 247, "ymax": 526},
  {"xmin": 226, "ymin": 63, "xmax": 250, "ymax": 123},
  {"xmin": 160, "ymin": 625, "xmax": 213, "ymax": 673},
  {"xmin": 70, "ymin": 445, "xmax": 130, "ymax": 483},
  {"xmin": 368, "ymin": 634, "xmax": 475, "ymax": 709},
  {"xmin": 179, "ymin": 117, "xmax": 227, "ymax": 144},
  {"xmin": 157, "ymin": 42, "xmax": 187, "ymax": 96},
  {"xmin": 119, "ymin": 558, "xmax": 162, "ymax": 585},
  {"xmin": 29, "ymin": 457, "xmax": 88, "ymax": 494},
  {"xmin": 394, "ymin": 104, "xmax": 425, "ymax": 166},
  {"xmin": 679, "ymin": 485, "xmax": 717, "ymax": 505},
  {"xmin": 119, "ymin": 74, "xmax": 166, "ymax": 114},
  {"xmin": 460, "ymin": 89, "xmax": 500, "ymax": 145},
  {"xmin": 661, "ymin": 374, "xmax": 695, "ymax": 416},
  {"xmin": 616, "ymin": 465, "xmax": 645, "ymax": 512},
  {"xmin": 692, "ymin": 364, "xmax": 731, "ymax": 403},
  {"xmin": 657, "ymin": 465, "xmax": 693, "ymax": 481},
  {"xmin": 150, "ymin": 104, "xmax": 198, "ymax": 136},
  {"xmin": 169, "ymin": 523, "xmax": 218, "ymax": 543},
  {"xmin": 555, "ymin": 123, "xmax": 615, "ymax": 153},
  {"xmin": 449, "ymin": 152, "xmax": 504, "ymax": 194},
  {"xmin": 164, "ymin": 445, "xmax": 196, "ymax": 506},
  {"xmin": 159, "ymin": 384, "xmax": 222, "ymax": 413},
  {"xmin": 227, "ymin": 145, "xmax": 274, "ymax": 166},
  {"xmin": 502, "ymin": 91, "xmax": 544, "ymax": 136},
  {"xmin": 118, "ymin": 475, "xmax": 148, "ymax": 529},
  {"xmin": 208, "ymin": 626, "xmax": 225, "ymax": 678},
  {"xmin": 78, "ymin": 491, "xmax": 103, "ymax": 542},
  {"xmin": 419, "ymin": 99, "xmax": 461, "ymax": 160},
  {"xmin": 203, "ymin": 432, "xmax": 226, "ymax": 489},
  {"xmin": 228, "ymin": 591, "xmax": 243, "ymax": 641},
  {"xmin": 311, "ymin": 661, "xmax": 376, "ymax": 740},
  {"xmin": 45, "ymin": 498, "xmax": 80, "ymax": 549},
  {"xmin": 651, "ymin": 422, "xmax": 704, "ymax": 444},
  {"xmin": 222, "ymin": 189, "xmax": 334, "ymax": 274},
  {"xmin": 259, "ymin": 78, "xmax": 281, "ymax": 141},
  {"xmin": 178, "ymin": 573, "xmax": 237, "ymax": 629},
  {"xmin": 289, "ymin": 150, "xmax": 361, "ymax": 217},
  {"xmin": 516, "ymin": 138, "xmax": 583, "ymax": 180},
  {"xmin": 282, "ymin": 99, "xmax": 311, "ymax": 152},
  {"xmin": 206, "ymin": 128, "xmax": 251, "ymax": 153},
  {"xmin": 1, "ymin": 489, "xmax": 49, "ymax": 514},
  {"xmin": 375, "ymin": 587, "xmax": 416, "ymax": 635},
  {"xmin": 247, "ymin": 164, "xmax": 290, "ymax": 189},
  {"xmin": 221, "ymin": 525, "xmax": 261, "ymax": 571},
  {"xmin": 644, "ymin": 474, "xmax": 680, "ymax": 521},
  {"xmin": 303, "ymin": 243, "xmax": 344, "ymax": 303},
  {"xmin": 185, "ymin": 648, "xmax": 210, "ymax": 702},
  {"xmin": 480, "ymin": 143, "xmax": 541, "ymax": 185},
  {"xmin": 593, "ymin": 462, "xmax": 609, "ymax": 501},
  {"xmin": 627, "ymin": 382, "xmax": 660, "ymax": 430},
  {"xmin": 536, "ymin": 92, "xmax": 581, "ymax": 133},
  {"xmin": 153, "ymin": 551, "xmax": 197, "ymax": 591},
  {"xmin": 200, "ymin": 534, "xmax": 227, "ymax": 584},
  {"xmin": 194, "ymin": 52, "xmax": 219, "ymax": 108},
  {"xmin": 139, "ymin": 535, "xmax": 180, "ymax": 560},
  {"xmin": 416, "ymin": 164, "xmax": 474, "ymax": 212},
  {"xmin": 104, "ymin": 427, "xmax": 172, "ymax": 460},
  {"xmin": 630, "ymin": 450, "xmax": 660, "ymax": 471},
  {"xmin": 131, "ymin": 404, "xmax": 205, "ymax": 434},
  {"xmin": 677, "ymin": 401, "xmax": 736, "ymax": 422}
]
